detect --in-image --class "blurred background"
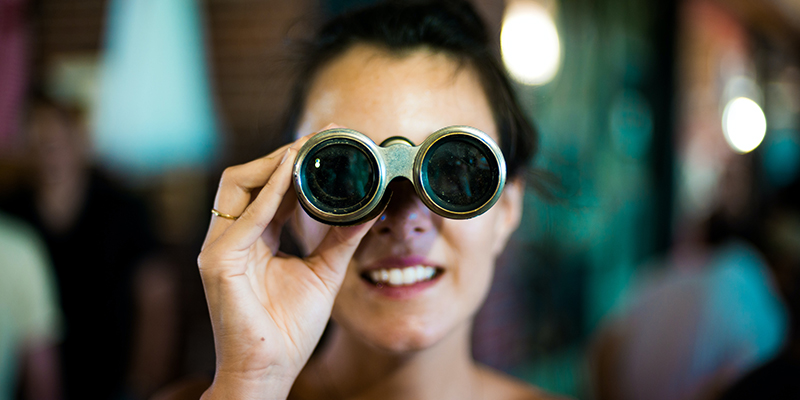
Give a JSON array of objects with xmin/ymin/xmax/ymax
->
[{"xmin": 1, "ymin": 0, "xmax": 799, "ymax": 399}]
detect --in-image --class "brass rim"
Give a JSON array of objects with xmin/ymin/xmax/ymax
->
[
  {"xmin": 293, "ymin": 125, "xmax": 506, "ymax": 224},
  {"xmin": 293, "ymin": 128, "xmax": 387, "ymax": 225},
  {"xmin": 414, "ymin": 126, "xmax": 506, "ymax": 219}
]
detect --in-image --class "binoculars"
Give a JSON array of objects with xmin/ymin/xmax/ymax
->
[{"xmin": 293, "ymin": 126, "xmax": 506, "ymax": 226}]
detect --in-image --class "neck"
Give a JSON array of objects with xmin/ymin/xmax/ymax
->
[{"xmin": 302, "ymin": 321, "xmax": 480, "ymax": 400}]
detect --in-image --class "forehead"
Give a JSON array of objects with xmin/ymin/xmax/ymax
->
[{"xmin": 297, "ymin": 44, "xmax": 497, "ymax": 145}]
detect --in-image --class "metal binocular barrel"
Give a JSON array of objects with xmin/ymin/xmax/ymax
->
[{"xmin": 293, "ymin": 125, "xmax": 506, "ymax": 226}]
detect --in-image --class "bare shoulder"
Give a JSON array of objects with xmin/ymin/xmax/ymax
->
[{"xmin": 476, "ymin": 364, "xmax": 573, "ymax": 400}]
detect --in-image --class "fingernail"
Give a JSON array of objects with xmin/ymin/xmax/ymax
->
[{"xmin": 280, "ymin": 148, "xmax": 291, "ymax": 165}]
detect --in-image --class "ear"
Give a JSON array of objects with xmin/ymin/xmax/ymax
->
[{"xmin": 491, "ymin": 177, "xmax": 524, "ymax": 255}]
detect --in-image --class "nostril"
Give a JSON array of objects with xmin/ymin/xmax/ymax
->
[
  {"xmin": 378, "ymin": 226, "xmax": 391, "ymax": 235},
  {"xmin": 414, "ymin": 227, "xmax": 425, "ymax": 233}
]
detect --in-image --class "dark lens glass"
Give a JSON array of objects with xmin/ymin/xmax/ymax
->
[
  {"xmin": 422, "ymin": 137, "xmax": 498, "ymax": 213},
  {"xmin": 301, "ymin": 141, "xmax": 377, "ymax": 213}
]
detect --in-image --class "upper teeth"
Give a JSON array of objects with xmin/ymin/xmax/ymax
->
[{"xmin": 369, "ymin": 266, "xmax": 436, "ymax": 286}]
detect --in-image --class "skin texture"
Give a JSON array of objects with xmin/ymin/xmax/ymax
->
[
  {"xmin": 196, "ymin": 44, "xmax": 557, "ymax": 400},
  {"xmin": 292, "ymin": 45, "xmax": 520, "ymax": 356}
]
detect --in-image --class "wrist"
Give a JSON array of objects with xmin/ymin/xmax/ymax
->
[{"xmin": 201, "ymin": 369, "xmax": 296, "ymax": 400}]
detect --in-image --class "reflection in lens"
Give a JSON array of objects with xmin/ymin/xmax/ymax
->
[
  {"xmin": 423, "ymin": 138, "xmax": 498, "ymax": 212},
  {"xmin": 303, "ymin": 142, "xmax": 375, "ymax": 212}
]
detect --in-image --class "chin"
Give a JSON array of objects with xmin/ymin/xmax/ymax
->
[
  {"xmin": 334, "ymin": 309, "xmax": 457, "ymax": 354},
  {"xmin": 371, "ymin": 326, "xmax": 445, "ymax": 354}
]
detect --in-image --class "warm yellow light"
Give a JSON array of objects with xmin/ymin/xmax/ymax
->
[
  {"xmin": 722, "ymin": 97, "xmax": 767, "ymax": 154},
  {"xmin": 500, "ymin": 1, "xmax": 561, "ymax": 85}
]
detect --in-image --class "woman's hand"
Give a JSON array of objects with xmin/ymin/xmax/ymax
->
[{"xmin": 197, "ymin": 131, "xmax": 375, "ymax": 400}]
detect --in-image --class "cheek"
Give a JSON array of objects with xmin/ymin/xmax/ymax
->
[
  {"xmin": 441, "ymin": 216, "xmax": 501, "ymax": 292},
  {"xmin": 444, "ymin": 211, "xmax": 503, "ymax": 260}
]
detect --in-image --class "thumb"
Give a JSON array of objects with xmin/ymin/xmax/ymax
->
[{"xmin": 305, "ymin": 218, "xmax": 377, "ymax": 290}]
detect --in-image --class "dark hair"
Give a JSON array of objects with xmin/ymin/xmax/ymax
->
[{"xmin": 280, "ymin": 0, "xmax": 538, "ymax": 178}]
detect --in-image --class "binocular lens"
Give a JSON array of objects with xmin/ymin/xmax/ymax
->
[
  {"xmin": 294, "ymin": 126, "xmax": 505, "ymax": 225},
  {"xmin": 422, "ymin": 137, "xmax": 499, "ymax": 213},
  {"xmin": 300, "ymin": 140, "xmax": 378, "ymax": 213}
]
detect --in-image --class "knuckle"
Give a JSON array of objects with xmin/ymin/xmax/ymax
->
[
  {"xmin": 219, "ymin": 166, "xmax": 241, "ymax": 187},
  {"xmin": 197, "ymin": 256, "xmax": 226, "ymax": 281},
  {"xmin": 239, "ymin": 205, "xmax": 257, "ymax": 221},
  {"xmin": 197, "ymin": 248, "xmax": 222, "ymax": 271},
  {"xmin": 261, "ymin": 177, "xmax": 285, "ymax": 205},
  {"xmin": 262, "ymin": 175, "xmax": 278, "ymax": 191},
  {"xmin": 197, "ymin": 250, "xmax": 212, "ymax": 269},
  {"xmin": 241, "ymin": 205, "xmax": 269, "ymax": 229},
  {"xmin": 219, "ymin": 167, "xmax": 232, "ymax": 182}
]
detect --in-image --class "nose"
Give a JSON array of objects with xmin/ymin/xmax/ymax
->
[{"xmin": 371, "ymin": 179, "xmax": 434, "ymax": 240}]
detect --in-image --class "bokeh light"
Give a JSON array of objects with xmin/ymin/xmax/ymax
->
[
  {"xmin": 722, "ymin": 97, "xmax": 767, "ymax": 154},
  {"xmin": 500, "ymin": 1, "xmax": 561, "ymax": 85}
]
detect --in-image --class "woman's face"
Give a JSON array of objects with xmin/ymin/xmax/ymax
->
[{"xmin": 294, "ymin": 44, "xmax": 523, "ymax": 352}]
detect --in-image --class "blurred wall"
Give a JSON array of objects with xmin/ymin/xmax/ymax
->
[{"xmin": 29, "ymin": 0, "xmax": 313, "ymax": 166}]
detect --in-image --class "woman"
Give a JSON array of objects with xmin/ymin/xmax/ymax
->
[{"xmin": 196, "ymin": 1, "xmax": 556, "ymax": 398}]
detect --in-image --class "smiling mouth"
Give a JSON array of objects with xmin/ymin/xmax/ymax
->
[{"xmin": 361, "ymin": 266, "xmax": 444, "ymax": 287}]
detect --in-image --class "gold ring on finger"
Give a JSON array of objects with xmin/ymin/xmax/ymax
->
[{"xmin": 211, "ymin": 208, "xmax": 240, "ymax": 220}]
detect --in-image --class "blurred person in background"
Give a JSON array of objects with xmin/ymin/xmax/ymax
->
[
  {"xmin": 0, "ymin": 212, "xmax": 62, "ymax": 400},
  {"xmin": 590, "ymin": 154, "xmax": 788, "ymax": 400},
  {"xmin": 0, "ymin": 93, "xmax": 178, "ymax": 399},
  {"xmin": 161, "ymin": 1, "xmax": 566, "ymax": 399}
]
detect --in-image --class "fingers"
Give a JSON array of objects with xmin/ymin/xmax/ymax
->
[
  {"xmin": 200, "ymin": 122, "xmax": 358, "ymax": 279},
  {"xmin": 261, "ymin": 186, "xmax": 299, "ymax": 255},
  {"xmin": 203, "ymin": 136, "xmax": 309, "ymax": 250},
  {"xmin": 212, "ymin": 144, "xmax": 300, "ymax": 257},
  {"xmin": 203, "ymin": 123, "xmax": 345, "ymax": 250},
  {"xmin": 203, "ymin": 144, "xmax": 290, "ymax": 249},
  {"xmin": 305, "ymin": 218, "xmax": 378, "ymax": 289}
]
